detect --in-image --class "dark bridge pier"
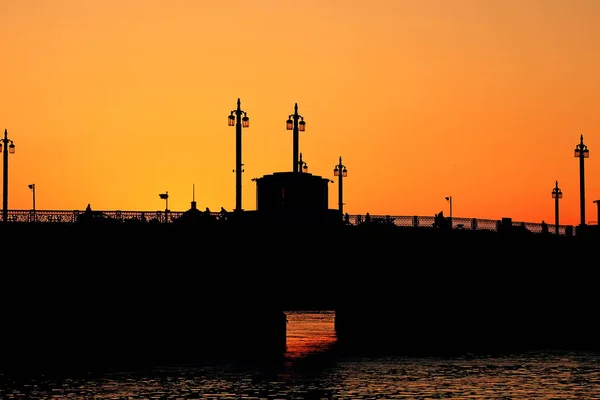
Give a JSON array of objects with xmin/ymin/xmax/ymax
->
[
  {"xmin": 332, "ymin": 262, "xmax": 600, "ymax": 355},
  {"xmin": 1, "ymin": 272, "xmax": 289, "ymax": 374}
]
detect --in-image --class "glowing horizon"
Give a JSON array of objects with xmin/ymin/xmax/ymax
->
[{"xmin": 1, "ymin": 0, "xmax": 599, "ymax": 226}]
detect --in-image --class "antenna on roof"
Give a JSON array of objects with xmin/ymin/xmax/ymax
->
[{"xmin": 191, "ymin": 183, "xmax": 197, "ymax": 210}]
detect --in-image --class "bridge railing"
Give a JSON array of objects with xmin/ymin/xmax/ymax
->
[
  {"xmin": 4, "ymin": 210, "xmax": 575, "ymax": 236},
  {"xmin": 5, "ymin": 210, "xmax": 185, "ymax": 224},
  {"xmin": 346, "ymin": 214, "xmax": 574, "ymax": 236}
]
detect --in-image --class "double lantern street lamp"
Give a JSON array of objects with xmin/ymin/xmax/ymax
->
[
  {"xmin": 574, "ymin": 134, "xmax": 590, "ymax": 226},
  {"xmin": 1, "ymin": 129, "xmax": 16, "ymax": 223},
  {"xmin": 333, "ymin": 157, "xmax": 348, "ymax": 215},
  {"xmin": 228, "ymin": 99, "xmax": 249, "ymax": 212},
  {"xmin": 551, "ymin": 181, "xmax": 562, "ymax": 235},
  {"xmin": 286, "ymin": 103, "xmax": 306, "ymax": 173}
]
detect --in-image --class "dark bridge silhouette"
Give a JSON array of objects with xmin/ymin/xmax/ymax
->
[
  {"xmin": 1, "ymin": 213, "xmax": 598, "ymax": 377},
  {"xmin": 1, "ymin": 171, "xmax": 598, "ymax": 374},
  {"xmin": 2, "ymin": 170, "xmax": 598, "ymax": 377},
  {"xmin": 1, "ymin": 108, "xmax": 598, "ymax": 375}
]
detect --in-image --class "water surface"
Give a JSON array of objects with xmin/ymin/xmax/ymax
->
[{"xmin": 1, "ymin": 310, "xmax": 599, "ymax": 399}]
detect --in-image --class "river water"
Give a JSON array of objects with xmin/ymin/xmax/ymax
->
[{"xmin": 1, "ymin": 310, "xmax": 599, "ymax": 399}]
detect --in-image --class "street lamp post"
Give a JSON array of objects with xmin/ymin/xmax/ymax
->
[
  {"xmin": 333, "ymin": 157, "xmax": 348, "ymax": 215},
  {"xmin": 551, "ymin": 181, "xmax": 562, "ymax": 235},
  {"xmin": 28, "ymin": 183, "xmax": 36, "ymax": 221},
  {"xmin": 159, "ymin": 191, "xmax": 169, "ymax": 222},
  {"xmin": 298, "ymin": 152, "xmax": 308, "ymax": 173},
  {"xmin": 445, "ymin": 196, "xmax": 453, "ymax": 222},
  {"xmin": 1, "ymin": 129, "xmax": 16, "ymax": 223},
  {"xmin": 228, "ymin": 98, "xmax": 250, "ymax": 212},
  {"xmin": 574, "ymin": 134, "xmax": 589, "ymax": 226},
  {"xmin": 286, "ymin": 103, "xmax": 306, "ymax": 173}
]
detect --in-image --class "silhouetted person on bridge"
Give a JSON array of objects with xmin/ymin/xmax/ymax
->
[
  {"xmin": 77, "ymin": 204, "xmax": 94, "ymax": 224},
  {"xmin": 220, "ymin": 207, "xmax": 228, "ymax": 221},
  {"xmin": 541, "ymin": 220, "xmax": 549, "ymax": 235},
  {"xmin": 203, "ymin": 207, "xmax": 216, "ymax": 222},
  {"xmin": 77, "ymin": 204, "xmax": 113, "ymax": 224},
  {"xmin": 434, "ymin": 211, "xmax": 447, "ymax": 229}
]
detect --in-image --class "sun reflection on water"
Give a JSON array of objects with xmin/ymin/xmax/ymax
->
[{"xmin": 284, "ymin": 310, "xmax": 337, "ymax": 360}]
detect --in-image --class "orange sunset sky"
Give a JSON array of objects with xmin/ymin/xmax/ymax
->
[{"xmin": 1, "ymin": 0, "xmax": 599, "ymax": 226}]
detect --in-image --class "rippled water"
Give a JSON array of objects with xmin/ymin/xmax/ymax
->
[{"xmin": 2, "ymin": 311, "xmax": 599, "ymax": 399}]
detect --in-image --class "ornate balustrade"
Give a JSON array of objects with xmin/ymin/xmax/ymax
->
[
  {"xmin": 5, "ymin": 210, "xmax": 184, "ymax": 224},
  {"xmin": 345, "ymin": 214, "xmax": 573, "ymax": 235},
  {"xmin": 3, "ymin": 209, "xmax": 575, "ymax": 236}
]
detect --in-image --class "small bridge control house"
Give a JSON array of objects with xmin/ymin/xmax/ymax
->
[{"xmin": 253, "ymin": 171, "xmax": 340, "ymax": 225}]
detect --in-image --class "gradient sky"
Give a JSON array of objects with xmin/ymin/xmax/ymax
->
[{"xmin": 1, "ymin": 0, "xmax": 599, "ymax": 225}]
